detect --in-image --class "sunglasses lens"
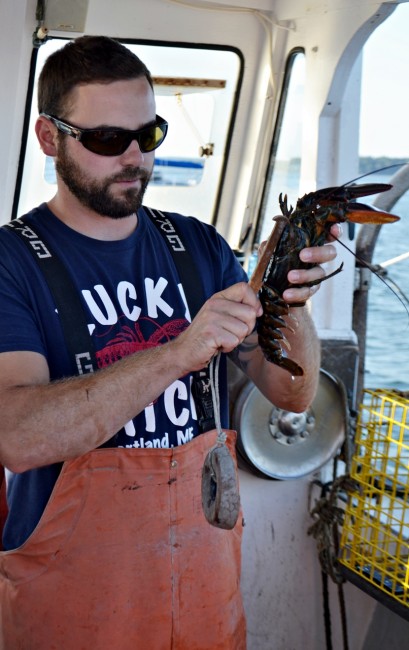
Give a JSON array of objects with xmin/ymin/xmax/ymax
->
[
  {"xmin": 80, "ymin": 119, "xmax": 168, "ymax": 156},
  {"xmin": 138, "ymin": 124, "xmax": 168, "ymax": 152},
  {"xmin": 81, "ymin": 131, "xmax": 129, "ymax": 156}
]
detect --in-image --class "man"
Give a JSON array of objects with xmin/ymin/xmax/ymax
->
[{"xmin": 0, "ymin": 36, "xmax": 338, "ymax": 649}]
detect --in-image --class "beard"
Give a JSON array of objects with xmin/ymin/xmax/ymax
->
[{"xmin": 55, "ymin": 139, "xmax": 151, "ymax": 219}]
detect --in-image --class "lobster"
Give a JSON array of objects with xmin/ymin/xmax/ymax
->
[{"xmin": 249, "ymin": 183, "xmax": 400, "ymax": 376}]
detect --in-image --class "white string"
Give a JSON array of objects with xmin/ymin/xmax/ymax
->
[{"xmin": 209, "ymin": 352, "xmax": 227, "ymax": 444}]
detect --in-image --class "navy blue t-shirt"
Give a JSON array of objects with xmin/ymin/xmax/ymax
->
[{"xmin": 0, "ymin": 203, "xmax": 247, "ymax": 550}]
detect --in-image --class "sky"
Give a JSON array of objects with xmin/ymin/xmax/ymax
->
[{"xmin": 360, "ymin": 2, "xmax": 409, "ymax": 158}]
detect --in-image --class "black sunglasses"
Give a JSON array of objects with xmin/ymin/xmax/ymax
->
[{"xmin": 41, "ymin": 113, "xmax": 168, "ymax": 156}]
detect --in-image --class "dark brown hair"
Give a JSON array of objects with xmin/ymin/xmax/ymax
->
[{"xmin": 38, "ymin": 35, "xmax": 153, "ymax": 117}]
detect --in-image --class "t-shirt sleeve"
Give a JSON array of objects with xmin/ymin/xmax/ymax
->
[{"xmin": 0, "ymin": 236, "xmax": 48, "ymax": 356}]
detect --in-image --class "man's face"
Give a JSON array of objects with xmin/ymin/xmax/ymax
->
[{"xmin": 54, "ymin": 77, "xmax": 157, "ymax": 219}]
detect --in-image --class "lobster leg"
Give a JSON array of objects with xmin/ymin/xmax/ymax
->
[{"xmin": 258, "ymin": 285, "xmax": 304, "ymax": 376}]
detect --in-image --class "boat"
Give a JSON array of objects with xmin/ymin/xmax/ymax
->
[{"xmin": 2, "ymin": 0, "xmax": 409, "ymax": 647}]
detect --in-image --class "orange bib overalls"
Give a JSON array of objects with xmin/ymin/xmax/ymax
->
[{"xmin": 0, "ymin": 430, "xmax": 246, "ymax": 650}]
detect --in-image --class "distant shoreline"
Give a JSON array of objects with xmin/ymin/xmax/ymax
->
[
  {"xmin": 284, "ymin": 156, "xmax": 409, "ymax": 178},
  {"xmin": 358, "ymin": 156, "xmax": 409, "ymax": 175}
]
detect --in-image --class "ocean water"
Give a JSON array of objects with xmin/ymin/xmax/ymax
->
[{"xmin": 364, "ymin": 185, "xmax": 409, "ymax": 391}]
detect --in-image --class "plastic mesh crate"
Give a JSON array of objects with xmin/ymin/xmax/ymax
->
[{"xmin": 339, "ymin": 388, "xmax": 409, "ymax": 606}]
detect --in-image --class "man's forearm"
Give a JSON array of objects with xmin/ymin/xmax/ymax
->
[
  {"xmin": 0, "ymin": 341, "xmax": 186, "ymax": 473},
  {"xmin": 234, "ymin": 306, "xmax": 320, "ymax": 413}
]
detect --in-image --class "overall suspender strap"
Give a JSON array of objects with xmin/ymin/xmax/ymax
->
[
  {"xmin": 143, "ymin": 207, "xmax": 204, "ymax": 317},
  {"xmin": 144, "ymin": 207, "xmax": 215, "ymax": 433},
  {"xmin": 4, "ymin": 218, "xmax": 98, "ymax": 377}
]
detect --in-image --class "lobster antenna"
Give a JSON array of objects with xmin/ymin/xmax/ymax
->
[
  {"xmin": 379, "ymin": 272, "xmax": 409, "ymax": 307},
  {"xmin": 332, "ymin": 235, "xmax": 409, "ymax": 318},
  {"xmin": 344, "ymin": 162, "xmax": 409, "ymax": 187}
]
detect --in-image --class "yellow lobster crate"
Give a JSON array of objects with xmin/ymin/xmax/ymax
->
[{"xmin": 339, "ymin": 388, "xmax": 409, "ymax": 607}]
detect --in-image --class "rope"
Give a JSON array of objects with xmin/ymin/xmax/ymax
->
[
  {"xmin": 308, "ymin": 383, "xmax": 360, "ymax": 650},
  {"xmin": 209, "ymin": 352, "xmax": 227, "ymax": 445},
  {"xmin": 322, "ymin": 570, "xmax": 333, "ymax": 650},
  {"xmin": 309, "ymin": 476, "xmax": 349, "ymax": 584},
  {"xmin": 337, "ymin": 581, "xmax": 349, "ymax": 650},
  {"xmin": 308, "ymin": 470, "xmax": 360, "ymax": 650}
]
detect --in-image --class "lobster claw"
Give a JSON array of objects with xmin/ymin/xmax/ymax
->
[{"xmin": 346, "ymin": 203, "xmax": 400, "ymax": 224}]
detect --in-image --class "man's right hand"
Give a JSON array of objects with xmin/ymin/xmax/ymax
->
[{"xmin": 173, "ymin": 281, "xmax": 262, "ymax": 372}]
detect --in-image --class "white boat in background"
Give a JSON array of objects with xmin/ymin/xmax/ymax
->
[{"xmin": 2, "ymin": 1, "xmax": 409, "ymax": 647}]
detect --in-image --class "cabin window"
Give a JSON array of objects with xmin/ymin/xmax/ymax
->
[
  {"xmin": 16, "ymin": 39, "xmax": 242, "ymax": 224},
  {"xmin": 255, "ymin": 50, "xmax": 305, "ymax": 246}
]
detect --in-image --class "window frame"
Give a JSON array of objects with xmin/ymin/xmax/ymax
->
[{"xmin": 12, "ymin": 37, "xmax": 244, "ymax": 226}]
